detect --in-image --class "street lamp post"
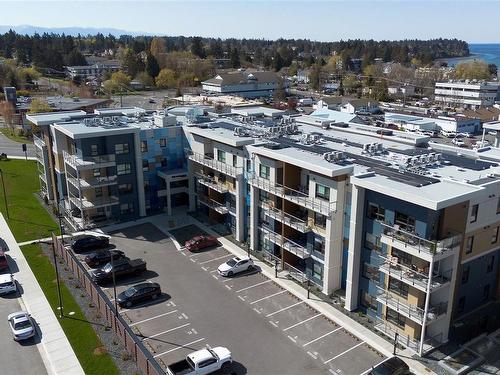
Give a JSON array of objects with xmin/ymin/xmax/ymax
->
[
  {"xmin": 0, "ymin": 169, "xmax": 9, "ymax": 219},
  {"xmin": 52, "ymin": 235, "xmax": 64, "ymax": 318}
]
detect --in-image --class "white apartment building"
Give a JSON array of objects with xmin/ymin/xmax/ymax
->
[{"xmin": 435, "ymin": 80, "xmax": 500, "ymax": 108}]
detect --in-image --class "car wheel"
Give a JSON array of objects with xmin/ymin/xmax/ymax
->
[
  {"xmin": 247, "ymin": 265, "xmax": 254, "ymax": 272},
  {"xmin": 221, "ymin": 362, "xmax": 231, "ymax": 373},
  {"xmin": 227, "ymin": 271, "xmax": 233, "ymax": 277},
  {"xmin": 125, "ymin": 301, "xmax": 132, "ymax": 308}
]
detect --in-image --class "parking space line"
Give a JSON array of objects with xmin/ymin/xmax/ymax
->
[
  {"xmin": 323, "ymin": 341, "xmax": 365, "ymax": 364},
  {"xmin": 142, "ymin": 323, "xmax": 191, "ymax": 341},
  {"xmin": 283, "ymin": 313, "xmax": 322, "ymax": 332},
  {"xmin": 302, "ymin": 327, "xmax": 343, "ymax": 347},
  {"xmin": 359, "ymin": 358, "xmax": 388, "ymax": 375},
  {"xmin": 266, "ymin": 301, "xmax": 304, "ymax": 317},
  {"xmin": 209, "ymin": 269, "xmax": 218, "ymax": 273},
  {"xmin": 153, "ymin": 337, "xmax": 205, "ymax": 358},
  {"xmin": 235, "ymin": 280, "xmax": 272, "ymax": 293},
  {"xmin": 129, "ymin": 310, "xmax": 178, "ymax": 326},
  {"xmin": 198, "ymin": 254, "xmax": 232, "ymax": 265},
  {"xmin": 250, "ymin": 290, "xmax": 286, "ymax": 305},
  {"xmin": 221, "ymin": 278, "xmax": 232, "ymax": 283}
]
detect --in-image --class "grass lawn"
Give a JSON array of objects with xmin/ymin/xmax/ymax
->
[
  {"xmin": 21, "ymin": 244, "xmax": 119, "ymax": 375},
  {"xmin": 0, "ymin": 127, "xmax": 32, "ymax": 143},
  {"xmin": 0, "ymin": 159, "xmax": 59, "ymax": 242}
]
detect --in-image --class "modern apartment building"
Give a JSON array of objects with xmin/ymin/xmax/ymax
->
[
  {"xmin": 29, "ymin": 105, "xmax": 500, "ymax": 357},
  {"xmin": 435, "ymin": 80, "xmax": 500, "ymax": 108},
  {"xmin": 27, "ymin": 108, "xmax": 188, "ymax": 229}
]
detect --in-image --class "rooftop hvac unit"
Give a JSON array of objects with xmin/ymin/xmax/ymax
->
[
  {"xmin": 84, "ymin": 118, "xmax": 92, "ymax": 126},
  {"xmin": 103, "ymin": 116, "xmax": 111, "ymax": 124}
]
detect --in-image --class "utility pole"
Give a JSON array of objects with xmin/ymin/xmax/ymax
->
[
  {"xmin": 52, "ymin": 234, "xmax": 63, "ymax": 318},
  {"xmin": 111, "ymin": 252, "xmax": 118, "ymax": 321},
  {"xmin": 0, "ymin": 169, "xmax": 9, "ymax": 219}
]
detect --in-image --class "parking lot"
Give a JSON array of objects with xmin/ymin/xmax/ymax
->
[{"xmin": 73, "ymin": 222, "xmax": 385, "ymax": 374}]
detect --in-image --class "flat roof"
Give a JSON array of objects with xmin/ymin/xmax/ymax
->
[{"xmin": 26, "ymin": 111, "xmax": 87, "ymax": 126}]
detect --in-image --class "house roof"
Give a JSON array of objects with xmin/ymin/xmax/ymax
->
[
  {"xmin": 463, "ymin": 107, "xmax": 500, "ymax": 122},
  {"xmin": 342, "ymin": 98, "xmax": 378, "ymax": 107},
  {"xmin": 203, "ymin": 71, "xmax": 280, "ymax": 86}
]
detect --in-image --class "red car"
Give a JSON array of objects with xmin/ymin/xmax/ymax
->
[
  {"xmin": 0, "ymin": 251, "xmax": 8, "ymax": 271},
  {"xmin": 184, "ymin": 235, "xmax": 219, "ymax": 252}
]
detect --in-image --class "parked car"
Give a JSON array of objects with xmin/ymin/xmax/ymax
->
[
  {"xmin": 89, "ymin": 258, "xmax": 146, "ymax": 285},
  {"xmin": 0, "ymin": 274, "xmax": 16, "ymax": 295},
  {"xmin": 7, "ymin": 311, "xmax": 36, "ymax": 341},
  {"xmin": 84, "ymin": 249, "xmax": 125, "ymax": 268},
  {"xmin": 441, "ymin": 130, "xmax": 457, "ymax": 138},
  {"xmin": 368, "ymin": 357, "xmax": 410, "ymax": 375},
  {"xmin": 71, "ymin": 234, "xmax": 110, "ymax": 253},
  {"xmin": 460, "ymin": 132, "xmax": 475, "ymax": 138},
  {"xmin": 218, "ymin": 256, "xmax": 254, "ymax": 277},
  {"xmin": 452, "ymin": 138, "xmax": 466, "ymax": 147},
  {"xmin": 166, "ymin": 347, "xmax": 232, "ymax": 375},
  {"xmin": 116, "ymin": 282, "xmax": 161, "ymax": 308},
  {"xmin": 184, "ymin": 235, "xmax": 219, "ymax": 252},
  {"xmin": 472, "ymin": 140, "xmax": 490, "ymax": 149},
  {"xmin": 0, "ymin": 250, "xmax": 8, "ymax": 271}
]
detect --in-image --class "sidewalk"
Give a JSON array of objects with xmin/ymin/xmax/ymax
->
[{"xmin": 0, "ymin": 213, "xmax": 85, "ymax": 375}]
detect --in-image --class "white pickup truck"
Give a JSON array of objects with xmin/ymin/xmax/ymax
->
[{"xmin": 166, "ymin": 347, "xmax": 232, "ymax": 375}]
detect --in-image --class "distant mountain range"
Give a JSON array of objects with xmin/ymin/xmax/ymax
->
[{"xmin": 0, "ymin": 25, "xmax": 154, "ymax": 36}]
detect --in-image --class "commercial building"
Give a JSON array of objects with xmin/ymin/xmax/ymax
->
[
  {"xmin": 435, "ymin": 80, "xmax": 500, "ymax": 108},
  {"xmin": 385, "ymin": 112, "xmax": 481, "ymax": 134},
  {"xmin": 29, "ymin": 105, "xmax": 500, "ymax": 357},
  {"xmin": 202, "ymin": 71, "xmax": 287, "ymax": 99}
]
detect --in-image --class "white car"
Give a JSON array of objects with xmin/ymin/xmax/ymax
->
[
  {"xmin": 452, "ymin": 138, "xmax": 466, "ymax": 147},
  {"xmin": 7, "ymin": 311, "xmax": 35, "ymax": 341},
  {"xmin": 218, "ymin": 256, "xmax": 254, "ymax": 277},
  {"xmin": 460, "ymin": 132, "xmax": 474, "ymax": 138},
  {"xmin": 0, "ymin": 274, "xmax": 17, "ymax": 295}
]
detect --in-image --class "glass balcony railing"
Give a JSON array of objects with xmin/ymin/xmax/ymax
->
[
  {"xmin": 261, "ymin": 226, "xmax": 310, "ymax": 259},
  {"xmin": 198, "ymin": 195, "xmax": 230, "ymax": 215},
  {"xmin": 67, "ymin": 175, "xmax": 118, "ymax": 190},
  {"xmin": 194, "ymin": 172, "xmax": 232, "ymax": 194},
  {"xmin": 260, "ymin": 201, "xmax": 311, "ymax": 233},
  {"xmin": 63, "ymin": 150, "xmax": 116, "ymax": 170},
  {"xmin": 33, "ymin": 134, "xmax": 46, "ymax": 149},
  {"xmin": 250, "ymin": 175, "xmax": 336, "ymax": 216},
  {"xmin": 188, "ymin": 152, "xmax": 242, "ymax": 177},
  {"xmin": 379, "ymin": 221, "xmax": 461, "ymax": 256},
  {"xmin": 68, "ymin": 195, "xmax": 119, "ymax": 210}
]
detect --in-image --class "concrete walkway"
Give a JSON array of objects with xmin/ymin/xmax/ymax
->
[{"xmin": 0, "ymin": 214, "xmax": 85, "ymax": 375}]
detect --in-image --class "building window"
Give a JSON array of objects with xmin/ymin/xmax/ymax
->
[
  {"xmin": 90, "ymin": 144, "xmax": 98, "ymax": 156},
  {"xmin": 388, "ymin": 277, "xmax": 409, "ymax": 298},
  {"xmin": 246, "ymin": 159, "xmax": 251, "ymax": 172},
  {"xmin": 144, "ymin": 181, "xmax": 150, "ymax": 192},
  {"xmin": 259, "ymin": 190, "xmax": 270, "ymax": 203},
  {"xmin": 259, "ymin": 165, "xmax": 270, "ymax": 180},
  {"xmin": 315, "ymin": 184, "xmax": 330, "ymax": 200},
  {"xmin": 120, "ymin": 203, "xmax": 134, "ymax": 214},
  {"xmin": 159, "ymin": 138, "xmax": 166, "ymax": 148},
  {"xmin": 118, "ymin": 184, "xmax": 132, "ymax": 194},
  {"xmin": 457, "ymin": 296, "xmax": 466, "ymax": 313},
  {"xmin": 386, "ymin": 308, "xmax": 406, "ymax": 329},
  {"xmin": 114, "ymin": 143, "xmax": 129, "ymax": 154},
  {"xmin": 367, "ymin": 202, "xmax": 385, "ymax": 221},
  {"xmin": 486, "ymin": 256, "xmax": 494, "ymax": 273},
  {"xmin": 362, "ymin": 262, "xmax": 380, "ymax": 281},
  {"xmin": 140, "ymin": 140, "xmax": 148, "ymax": 153},
  {"xmin": 313, "ymin": 262, "xmax": 323, "ymax": 281},
  {"xmin": 465, "ymin": 236, "xmax": 474, "ymax": 254},
  {"xmin": 470, "ymin": 204, "xmax": 479, "ymax": 223},
  {"xmin": 94, "ymin": 187, "xmax": 103, "ymax": 197},
  {"xmin": 492, "ymin": 227, "xmax": 499, "ymax": 244},
  {"xmin": 142, "ymin": 160, "xmax": 149, "ymax": 172},
  {"xmin": 93, "ymin": 168, "xmax": 101, "ymax": 177},
  {"xmin": 391, "ymin": 248, "xmax": 413, "ymax": 267},
  {"xmin": 233, "ymin": 155, "xmax": 237, "ymax": 167},
  {"xmin": 395, "ymin": 211, "xmax": 415, "ymax": 232},
  {"xmin": 364, "ymin": 232, "xmax": 381, "ymax": 251},
  {"xmin": 482, "ymin": 285, "xmax": 490, "ymax": 301},
  {"xmin": 117, "ymin": 163, "xmax": 131, "ymax": 175},
  {"xmin": 314, "ymin": 212, "xmax": 327, "ymax": 229},
  {"xmin": 360, "ymin": 291, "xmax": 377, "ymax": 311},
  {"xmin": 461, "ymin": 265, "xmax": 470, "ymax": 284},
  {"xmin": 313, "ymin": 237, "xmax": 325, "ymax": 255},
  {"xmin": 217, "ymin": 150, "xmax": 226, "ymax": 163}
]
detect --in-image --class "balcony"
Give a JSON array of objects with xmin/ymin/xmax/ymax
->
[
  {"xmin": 261, "ymin": 226, "xmax": 310, "ymax": 259},
  {"xmin": 198, "ymin": 196, "xmax": 230, "ymax": 215},
  {"xmin": 195, "ymin": 172, "xmax": 231, "ymax": 194},
  {"xmin": 250, "ymin": 176, "xmax": 336, "ymax": 216},
  {"xmin": 374, "ymin": 286, "xmax": 448, "ymax": 325},
  {"xmin": 63, "ymin": 151, "xmax": 116, "ymax": 170},
  {"xmin": 379, "ymin": 221, "xmax": 461, "ymax": 259},
  {"xmin": 67, "ymin": 175, "xmax": 118, "ymax": 190},
  {"xmin": 68, "ymin": 195, "xmax": 119, "ymax": 210},
  {"xmin": 188, "ymin": 152, "xmax": 242, "ymax": 178},
  {"xmin": 33, "ymin": 134, "xmax": 46, "ymax": 149},
  {"xmin": 260, "ymin": 201, "xmax": 311, "ymax": 233},
  {"xmin": 378, "ymin": 254, "xmax": 452, "ymax": 292}
]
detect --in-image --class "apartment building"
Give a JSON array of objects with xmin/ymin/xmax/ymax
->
[
  {"xmin": 27, "ymin": 108, "xmax": 188, "ymax": 229},
  {"xmin": 66, "ymin": 60, "xmax": 121, "ymax": 79},
  {"xmin": 435, "ymin": 80, "xmax": 500, "ymax": 108}
]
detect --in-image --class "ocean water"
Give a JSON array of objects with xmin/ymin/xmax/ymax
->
[{"xmin": 442, "ymin": 43, "xmax": 500, "ymax": 67}]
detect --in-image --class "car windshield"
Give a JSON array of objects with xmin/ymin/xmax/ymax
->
[
  {"xmin": 14, "ymin": 320, "xmax": 31, "ymax": 330},
  {"xmin": 226, "ymin": 259, "xmax": 238, "ymax": 267},
  {"xmin": 124, "ymin": 287, "xmax": 136, "ymax": 297},
  {"xmin": 0, "ymin": 281, "xmax": 13, "ymax": 287},
  {"xmin": 102, "ymin": 263, "xmax": 112, "ymax": 272}
]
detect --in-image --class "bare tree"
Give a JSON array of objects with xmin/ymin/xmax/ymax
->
[{"xmin": 0, "ymin": 101, "xmax": 16, "ymax": 135}]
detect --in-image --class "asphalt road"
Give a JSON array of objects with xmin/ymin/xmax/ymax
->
[
  {"xmin": 0, "ymin": 130, "xmax": 35, "ymax": 158},
  {"xmin": 82, "ymin": 223, "xmax": 384, "ymax": 375},
  {"xmin": 0, "ymin": 259, "xmax": 47, "ymax": 375}
]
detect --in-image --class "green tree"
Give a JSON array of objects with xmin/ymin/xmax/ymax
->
[
  {"xmin": 103, "ymin": 71, "xmax": 131, "ymax": 93},
  {"xmin": 455, "ymin": 61, "xmax": 491, "ymax": 80},
  {"xmin": 273, "ymin": 52, "xmax": 285, "ymax": 72},
  {"xmin": 145, "ymin": 53, "xmax": 160, "ymax": 78},
  {"xmin": 309, "ymin": 63, "xmax": 322, "ymax": 90},
  {"xmin": 190, "ymin": 37, "xmax": 206, "ymax": 59},
  {"xmin": 156, "ymin": 68, "xmax": 176, "ymax": 88},
  {"xmin": 230, "ymin": 48, "xmax": 240, "ymax": 68},
  {"xmin": 29, "ymin": 98, "xmax": 53, "ymax": 113},
  {"xmin": 135, "ymin": 71, "xmax": 154, "ymax": 87},
  {"xmin": 65, "ymin": 49, "xmax": 87, "ymax": 66}
]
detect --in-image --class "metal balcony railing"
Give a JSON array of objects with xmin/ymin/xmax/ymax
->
[
  {"xmin": 67, "ymin": 175, "xmax": 118, "ymax": 190},
  {"xmin": 250, "ymin": 175, "xmax": 336, "ymax": 216},
  {"xmin": 68, "ymin": 195, "xmax": 119, "ymax": 210},
  {"xmin": 63, "ymin": 150, "xmax": 116, "ymax": 170},
  {"xmin": 33, "ymin": 134, "xmax": 46, "ymax": 149},
  {"xmin": 260, "ymin": 201, "xmax": 311, "ymax": 233},
  {"xmin": 194, "ymin": 172, "xmax": 230, "ymax": 194},
  {"xmin": 188, "ymin": 152, "xmax": 242, "ymax": 177},
  {"xmin": 261, "ymin": 226, "xmax": 310, "ymax": 259},
  {"xmin": 198, "ymin": 195, "xmax": 230, "ymax": 215},
  {"xmin": 379, "ymin": 221, "xmax": 461, "ymax": 256}
]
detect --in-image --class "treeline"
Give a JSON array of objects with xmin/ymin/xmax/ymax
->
[{"xmin": 0, "ymin": 30, "xmax": 469, "ymax": 73}]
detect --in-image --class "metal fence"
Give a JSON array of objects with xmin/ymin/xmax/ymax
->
[{"xmin": 51, "ymin": 234, "xmax": 165, "ymax": 375}]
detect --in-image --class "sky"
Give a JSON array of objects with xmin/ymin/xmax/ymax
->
[{"xmin": 1, "ymin": 1, "xmax": 500, "ymax": 43}]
